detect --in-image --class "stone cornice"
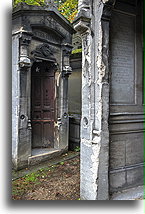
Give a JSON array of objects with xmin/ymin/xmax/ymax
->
[
  {"xmin": 73, "ymin": 0, "xmax": 91, "ymax": 34},
  {"xmin": 12, "ymin": 2, "xmax": 75, "ymax": 35},
  {"xmin": 73, "ymin": 16, "xmax": 91, "ymax": 34}
]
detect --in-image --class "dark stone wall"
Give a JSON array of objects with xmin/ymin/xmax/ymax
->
[{"xmin": 68, "ymin": 52, "xmax": 82, "ymax": 150}]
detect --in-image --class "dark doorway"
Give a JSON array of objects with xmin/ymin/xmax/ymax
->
[{"xmin": 31, "ymin": 61, "xmax": 55, "ymax": 149}]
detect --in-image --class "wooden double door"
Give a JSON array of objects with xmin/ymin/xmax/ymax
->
[{"xmin": 31, "ymin": 61, "xmax": 55, "ymax": 148}]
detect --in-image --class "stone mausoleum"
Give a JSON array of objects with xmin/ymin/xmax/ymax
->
[
  {"xmin": 12, "ymin": 1, "xmax": 74, "ymax": 170},
  {"xmin": 12, "ymin": 0, "xmax": 144, "ymax": 200},
  {"xmin": 74, "ymin": 0, "xmax": 144, "ymax": 200}
]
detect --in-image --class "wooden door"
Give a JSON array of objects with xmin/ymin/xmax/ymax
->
[{"xmin": 31, "ymin": 61, "xmax": 55, "ymax": 148}]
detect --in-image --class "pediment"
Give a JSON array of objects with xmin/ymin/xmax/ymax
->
[{"xmin": 31, "ymin": 44, "xmax": 56, "ymax": 62}]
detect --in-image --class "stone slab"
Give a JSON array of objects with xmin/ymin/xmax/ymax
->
[{"xmin": 111, "ymin": 185, "xmax": 144, "ymax": 200}]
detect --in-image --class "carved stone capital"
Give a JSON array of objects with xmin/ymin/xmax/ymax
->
[
  {"xmin": 102, "ymin": 0, "xmax": 116, "ymax": 21},
  {"xmin": 78, "ymin": 0, "xmax": 91, "ymax": 16},
  {"xmin": 62, "ymin": 65, "xmax": 72, "ymax": 77},
  {"xmin": 19, "ymin": 56, "xmax": 31, "ymax": 70},
  {"xmin": 74, "ymin": 16, "xmax": 91, "ymax": 34},
  {"xmin": 74, "ymin": 0, "xmax": 91, "ymax": 34},
  {"xmin": 19, "ymin": 33, "xmax": 32, "ymax": 70},
  {"xmin": 62, "ymin": 43, "xmax": 73, "ymax": 56},
  {"xmin": 20, "ymin": 33, "xmax": 32, "ymax": 46},
  {"xmin": 62, "ymin": 44, "xmax": 72, "ymax": 77}
]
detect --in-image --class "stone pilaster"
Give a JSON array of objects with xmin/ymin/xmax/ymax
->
[
  {"xmin": 12, "ymin": 31, "xmax": 32, "ymax": 170},
  {"xmin": 74, "ymin": 0, "xmax": 115, "ymax": 200},
  {"xmin": 58, "ymin": 44, "xmax": 72, "ymax": 150}
]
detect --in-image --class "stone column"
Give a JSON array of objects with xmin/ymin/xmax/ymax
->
[
  {"xmin": 58, "ymin": 44, "xmax": 72, "ymax": 150},
  {"xmin": 74, "ymin": 0, "xmax": 115, "ymax": 200},
  {"xmin": 18, "ymin": 33, "xmax": 32, "ymax": 169},
  {"xmin": 12, "ymin": 33, "xmax": 21, "ymax": 169},
  {"xmin": 12, "ymin": 31, "xmax": 32, "ymax": 170}
]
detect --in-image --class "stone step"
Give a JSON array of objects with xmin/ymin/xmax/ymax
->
[{"xmin": 28, "ymin": 148, "xmax": 63, "ymax": 166}]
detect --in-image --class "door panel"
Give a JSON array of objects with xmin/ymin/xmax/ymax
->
[
  {"xmin": 33, "ymin": 78, "xmax": 41, "ymax": 107},
  {"xmin": 31, "ymin": 62, "xmax": 55, "ymax": 148},
  {"xmin": 32, "ymin": 123, "xmax": 42, "ymax": 148}
]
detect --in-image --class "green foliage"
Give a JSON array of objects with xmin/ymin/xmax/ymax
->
[
  {"xmin": 74, "ymin": 146, "xmax": 80, "ymax": 152},
  {"xmin": 25, "ymin": 172, "xmax": 39, "ymax": 182},
  {"xmin": 60, "ymin": 161, "xmax": 64, "ymax": 165},
  {"xmin": 13, "ymin": 0, "xmax": 78, "ymax": 22},
  {"xmin": 13, "ymin": 0, "xmax": 45, "ymax": 7},
  {"xmin": 58, "ymin": 0, "xmax": 78, "ymax": 22},
  {"xmin": 72, "ymin": 48, "xmax": 82, "ymax": 54}
]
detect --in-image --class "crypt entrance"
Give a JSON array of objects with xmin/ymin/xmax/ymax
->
[
  {"xmin": 31, "ymin": 61, "xmax": 55, "ymax": 149},
  {"xmin": 12, "ymin": 3, "xmax": 74, "ymax": 170}
]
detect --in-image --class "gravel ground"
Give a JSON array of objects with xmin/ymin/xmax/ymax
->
[{"xmin": 12, "ymin": 154, "xmax": 80, "ymax": 200}]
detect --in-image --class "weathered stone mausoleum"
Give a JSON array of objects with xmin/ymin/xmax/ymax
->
[
  {"xmin": 74, "ymin": 0, "xmax": 144, "ymax": 200},
  {"xmin": 12, "ymin": 1, "xmax": 74, "ymax": 170}
]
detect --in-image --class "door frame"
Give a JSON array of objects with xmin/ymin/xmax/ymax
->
[
  {"xmin": 31, "ymin": 60, "xmax": 56, "ymax": 149},
  {"xmin": 30, "ymin": 44, "xmax": 58, "ymax": 151}
]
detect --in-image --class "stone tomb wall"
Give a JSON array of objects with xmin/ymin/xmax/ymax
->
[
  {"xmin": 69, "ymin": 52, "xmax": 82, "ymax": 150},
  {"xmin": 109, "ymin": 2, "xmax": 144, "ymax": 193},
  {"xmin": 74, "ymin": 0, "xmax": 143, "ymax": 200}
]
